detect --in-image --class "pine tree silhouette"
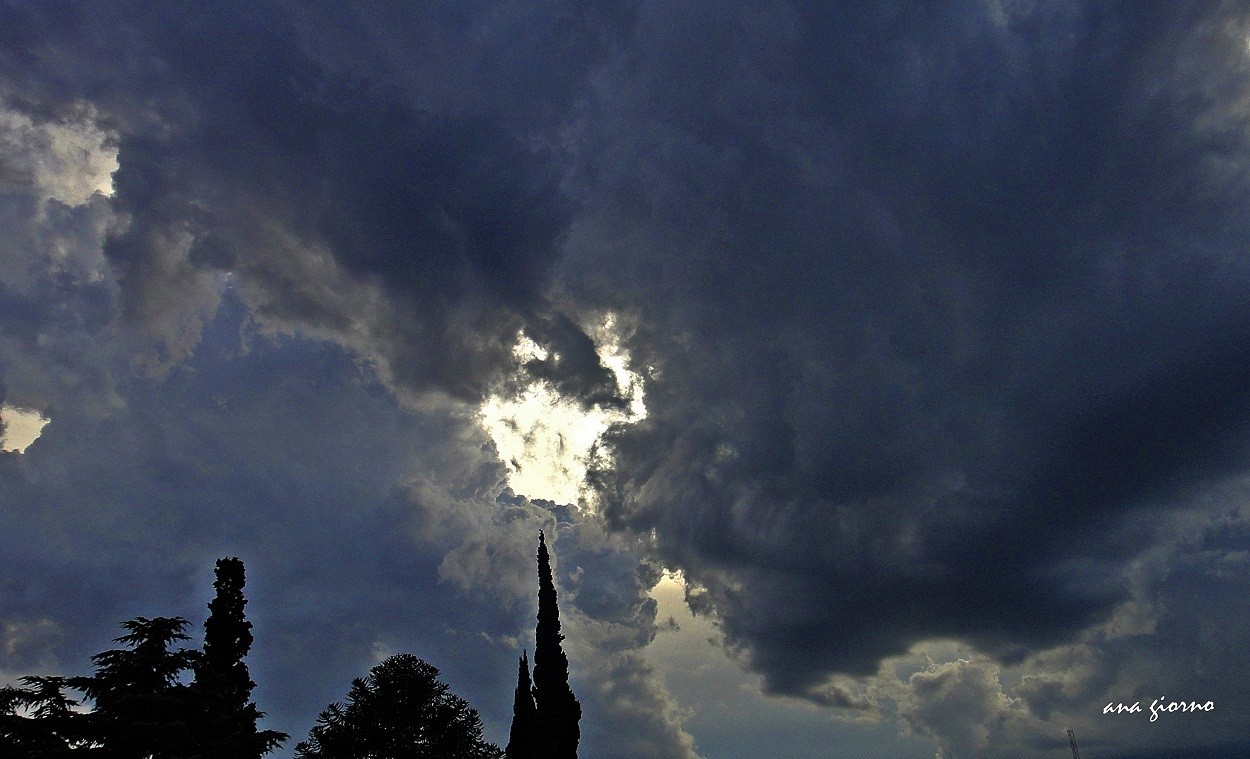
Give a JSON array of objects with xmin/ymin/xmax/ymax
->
[
  {"xmin": 531, "ymin": 531, "xmax": 581, "ymax": 758},
  {"xmin": 505, "ymin": 651, "xmax": 537, "ymax": 759}
]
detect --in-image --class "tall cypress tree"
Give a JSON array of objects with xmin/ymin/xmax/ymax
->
[
  {"xmin": 530, "ymin": 531, "xmax": 581, "ymax": 758},
  {"xmin": 504, "ymin": 651, "xmax": 537, "ymax": 759},
  {"xmin": 192, "ymin": 557, "xmax": 286, "ymax": 758}
]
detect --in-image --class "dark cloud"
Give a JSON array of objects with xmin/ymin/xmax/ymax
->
[
  {"xmin": 856, "ymin": 496, "xmax": 1250, "ymax": 759},
  {"xmin": 4, "ymin": 1, "xmax": 1250, "ymax": 757},
  {"xmin": 0, "ymin": 299, "xmax": 528, "ymax": 742},
  {"xmin": 1, "ymin": 0, "xmax": 619, "ymax": 401},
  {"xmin": 572, "ymin": 0, "xmax": 1250, "ymax": 713},
  {"xmin": 521, "ymin": 312, "xmax": 625, "ymax": 409}
]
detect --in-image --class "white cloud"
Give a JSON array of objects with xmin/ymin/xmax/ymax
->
[
  {"xmin": 0, "ymin": 405, "xmax": 49, "ymax": 453},
  {"xmin": 895, "ymin": 655, "xmax": 1035, "ymax": 759},
  {"xmin": 0, "ymin": 103, "xmax": 117, "ymax": 207}
]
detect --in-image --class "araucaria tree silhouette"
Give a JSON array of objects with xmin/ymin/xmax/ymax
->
[
  {"xmin": 192, "ymin": 556, "xmax": 287, "ymax": 757},
  {"xmin": 295, "ymin": 653, "xmax": 502, "ymax": 758},
  {"xmin": 504, "ymin": 651, "xmax": 537, "ymax": 759},
  {"xmin": 530, "ymin": 531, "xmax": 581, "ymax": 758}
]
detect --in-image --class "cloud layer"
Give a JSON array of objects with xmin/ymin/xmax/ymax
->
[{"xmin": 3, "ymin": 2, "xmax": 1250, "ymax": 757}]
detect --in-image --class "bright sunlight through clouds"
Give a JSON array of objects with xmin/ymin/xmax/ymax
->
[{"xmin": 479, "ymin": 315, "xmax": 646, "ymax": 506}]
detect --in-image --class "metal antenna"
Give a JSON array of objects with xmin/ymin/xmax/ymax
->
[{"xmin": 1068, "ymin": 729, "xmax": 1082, "ymax": 759}]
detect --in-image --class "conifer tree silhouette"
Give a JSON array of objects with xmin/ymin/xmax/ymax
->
[
  {"xmin": 71, "ymin": 616, "xmax": 199, "ymax": 758},
  {"xmin": 504, "ymin": 651, "xmax": 537, "ymax": 759},
  {"xmin": 530, "ymin": 531, "xmax": 581, "ymax": 758},
  {"xmin": 0, "ymin": 675, "xmax": 91, "ymax": 756},
  {"xmin": 3, "ymin": 560, "xmax": 284, "ymax": 756},
  {"xmin": 295, "ymin": 653, "xmax": 502, "ymax": 758},
  {"xmin": 192, "ymin": 557, "xmax": 287, "ymax": 757}
]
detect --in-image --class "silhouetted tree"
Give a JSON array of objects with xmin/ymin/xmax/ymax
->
[
  {"xmin": 1, "ymin": 560, "xmax": 286, "ymax": 757},
  {"xmin": 504, "ymin": 651, "xmax": 537, "ymax": 759},
  {"xmin": 71, "ymin": 616, "xmax": 198, "ymax": 758},
  {"xmin": 0, "ymin": 676, "xmax": 92, "ymax": 756},
  {"xmin": 531, "ymin": 531, "xmax": 580, "ymax": 758},
  {"xmin": 294, "ymin": 653, "xmax": 502, "ymax": 759},
  {"xmin": 191, "ymin": 557, "xmax": 287, "ymax": 757}
]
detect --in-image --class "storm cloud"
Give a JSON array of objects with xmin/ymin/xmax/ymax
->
[{"xmin": 3, "ymin": 1, "xmax": 1250, "ymax": 757}]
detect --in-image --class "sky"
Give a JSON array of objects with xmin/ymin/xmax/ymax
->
[{"xmin": 2, "ymin": 2, "xmax": 1249, "ymax": 757}]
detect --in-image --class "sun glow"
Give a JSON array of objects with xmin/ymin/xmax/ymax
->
[{"xmin": 479, "ymin": 315, "xmax": 646, "ymax": 506}]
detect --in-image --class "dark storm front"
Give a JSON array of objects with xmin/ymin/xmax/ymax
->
[{"xmin": 6, "ymin": 2, "xmax": 1250, "ymax": 757}]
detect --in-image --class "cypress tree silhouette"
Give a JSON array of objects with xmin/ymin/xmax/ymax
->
[
  {"xmin": 504, "ymin": 651, "xmax": 537, "ymax": 759},
  {"xmin": 192, "ymin": 557, "xmax": 287, "ymax": 757},
  {"xmin": 531, "ymin": 531, "xmax": 581, "ymax": 758}
]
